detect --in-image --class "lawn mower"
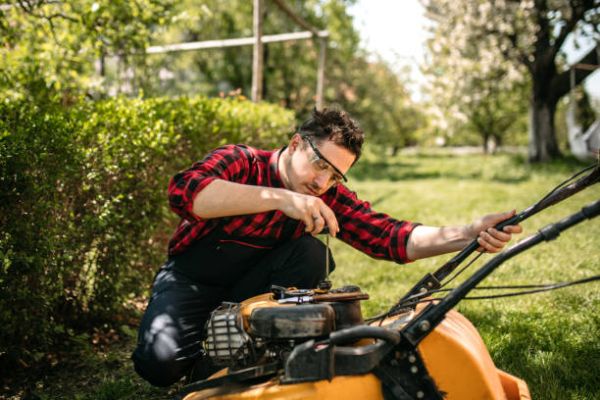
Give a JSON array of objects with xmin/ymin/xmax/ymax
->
[{"xmin": 177, "ymin": 163, "xmax": 599, "ymax": 400}]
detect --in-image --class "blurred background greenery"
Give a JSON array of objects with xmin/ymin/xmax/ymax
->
[
  {"xmin": 1, "ymin": 0, "xmax": 599, "ymax": 399},
  {"xmin": 2, "ymin": 0, "xmax": 598, "ymax": 158}
]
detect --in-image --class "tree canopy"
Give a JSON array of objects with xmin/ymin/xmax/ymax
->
[
  {"xmin": 422, "ymin": 8, "xmax": 529, "ymax": 152},
  {"xmin": 422, "ymin": 0, "xmax": 600, "ymax": 162},
  {"xmin": 0, "ymin": 0, "xmax": 176, "ymax": 100},
  {"xmin": 0, "ymin": 0, "xmax": 420, "ymax": 150}
]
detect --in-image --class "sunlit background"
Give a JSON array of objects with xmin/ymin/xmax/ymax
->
[{"xmin": 350, "ymin": 0, "xmax": 600, "ymax": 100}]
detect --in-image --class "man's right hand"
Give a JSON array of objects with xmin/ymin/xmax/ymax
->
[{"xmin": 278, "ymin": 190, "xmax": 339, "ymax": 237}]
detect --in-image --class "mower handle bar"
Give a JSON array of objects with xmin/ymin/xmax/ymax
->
[
  {"xmin": 400, "ymin": 165, "xmax": 600, "ymax": 302},
  {"xmin": 401, "ymin": 198, "xmax": 600, "ymax": 346}
]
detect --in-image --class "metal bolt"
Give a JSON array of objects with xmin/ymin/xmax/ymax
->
[
  {"xmin": 408, "ymin": 354, "xmax": 416, "ymax": 363},
  {"xmin": 411, "ymin": 366, "xmax": 418, "ymax": 374},
  {"xmin": 419, "ymin": 320, "xmax": 430, "ymax": 332},
  {"xmin": 419, "ymin": 287, "xmax": 428, "ymax": 294},
  {"xmin": 416, "ymin": 391, "xmax": 425, "ymax": 399}
]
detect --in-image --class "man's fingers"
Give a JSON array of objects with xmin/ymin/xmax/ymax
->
[
  {"xmin": 472, "ymin": 209, "xmax": 522, "ymax": 253},
  {"xmin": 312, "ymin": 214, "xmax": 325, "ymax": 236},
  {"xmin": 296, "ymin": 196, "xmax": 338, "ymax": 236},
  {"xmin": 485, "ymin": 209, "xmax": 515, "ymax": 226},
  {"xmin": 320, "ymin": 206, "xmax": 339, "ymax": 237},
  {"xmin": 488, "ymin": 228, "xmax": 511, "ymax": 242},
  {"xmin": 311, "ymin": 212, "xmax": 338, "ymax": 237},
  {"xmin": 480, "ymin": 231, "xmax": 505, "ymax": 249},
  {"xmin": 477, "ymin": 236, "xmax": 503, "ymax": 253},
  {"xmin": 304, "ymin": 213, "xmax": 315, "ymax": 233},
  {"xmin": 502, "ymin": 224, "xmax": 522, "ymax": 234}
]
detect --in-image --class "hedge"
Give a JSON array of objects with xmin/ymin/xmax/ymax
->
[{"xmin": 0, "ymin": 96, "xmax": 294, "ymax": 367}]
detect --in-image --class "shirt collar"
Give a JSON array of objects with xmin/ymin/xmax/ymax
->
[{"xmin": 268, "ymin": 147, "xmax": 286, "ymax": 188}]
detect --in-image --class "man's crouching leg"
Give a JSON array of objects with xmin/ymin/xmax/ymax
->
[
  {"xmin": 269, "ymin": 235, "xmax": 336, "ymax": 288},
  {"xmin": 131, "ymin": 261, "xmax": 224, "ymax": 386},
  {"xmin": 227, "ymin": 235, "xmax": 336, "ymax": 302}
]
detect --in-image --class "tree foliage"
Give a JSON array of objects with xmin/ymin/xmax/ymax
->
[
  {"xmin": 337, "ymin": 59, "xmax": 425, "ymax": 152},
  {"xmin": 0, "ymin": 0, "xmax": 176, "ymax": 100},
  {"xmin": 422, "ymin": 0, "xmax": 600, "ymax": 162},
  {"xmin": 112, "ymin": 0, "xmax": 420, "ymax": 149},
  {"xmin": 0, "ymin": 0, "xmax": 421, "ymax": 150}
]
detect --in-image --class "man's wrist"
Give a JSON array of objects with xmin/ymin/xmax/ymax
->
[
  {"xmin": 463, "ymin": 223, "xmax": 478, "ymax": 241},
  {"xmin": 263, "ymin": 187, "xmax": 288, "ymax": 212}
]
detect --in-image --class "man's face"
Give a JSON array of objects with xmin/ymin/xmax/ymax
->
[{"xmin": 285, "ymin": 134, "xmax": 355, "ymax": 196}]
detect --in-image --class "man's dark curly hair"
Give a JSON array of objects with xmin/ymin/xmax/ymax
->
[{"xmin": 298, "ymin": 107, "xmax": 364, "ymax": 163}]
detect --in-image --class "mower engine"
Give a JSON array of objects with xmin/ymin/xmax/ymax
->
[{"xmin": 204, "ymin": 286, "xmax": 368, "ymax": 369}]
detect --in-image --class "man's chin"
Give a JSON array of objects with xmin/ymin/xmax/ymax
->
[
  {"xmin": 305, "ymin": 187, "xmax": 322, "ymax": 196},
  {"xmin": 290, "ymin": 182, "xmax": 322, "ymax": 196}
]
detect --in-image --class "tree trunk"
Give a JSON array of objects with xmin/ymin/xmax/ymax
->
[
  {"xmin": 523, "ymin": 31, "xmax": 599, "ymax": 163},
  {"xmin": 528, "ymin": 95, "xmax": 561, "ymax": 162},
  {"xmin": 262, "ymin": 41, "xmax": 269, "ymax": 99},
  {"xmin": 482, "ymin": 132, "xmax": 489, "ymax": 154}
]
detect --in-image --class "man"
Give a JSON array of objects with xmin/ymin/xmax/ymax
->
[{"xmin": 132, "ymin": 107, "xmax": 522, "ymax": 387}]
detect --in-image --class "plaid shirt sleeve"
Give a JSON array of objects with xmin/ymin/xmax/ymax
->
[
  {"xmin": 168, "ymin": 145, "xmax": 252, "ymax": 222},
  {"xmin": 327, "ymin": 185, "xmax": 420, "ymax": 264}
]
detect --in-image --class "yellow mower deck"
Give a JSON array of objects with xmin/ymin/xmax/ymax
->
[{"xmin": 184, "ymin": 293, "xmax": 530, "ymax": 400}]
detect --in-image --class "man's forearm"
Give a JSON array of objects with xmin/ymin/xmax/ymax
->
[
  {"xmin": 406, "ymin": 210, "xmax": 522, "ymax": 260},
  {"xmin": 192, "ymin": 179, "xmax": 340, "ymax": 235},
  {"xmin": 193, "ymin": 179, "xmax": 286, "ymax": 219},
  {"xmin": 406, "ymin": 225, "xmax": 474, "ymax": 260}
]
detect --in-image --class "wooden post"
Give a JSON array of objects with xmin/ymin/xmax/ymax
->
[
  {"xmin": 147, "ymin": 31, "xmax": 328, "ymax": 54},
  {"xmin": 252, "ymin": 0, "xmax": 264, "ymax": 102},
  {"xmin": 316, "ymin": 37, "xmax": 327, "ymax": 110},
  {"xmin": 144, "ymin": 0, "xmax": 330, "ymax": 106}
]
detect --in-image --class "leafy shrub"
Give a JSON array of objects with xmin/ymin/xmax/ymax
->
[{"xmin": 0, "ymin": 96, "xmax": 294, "ymax": 367}]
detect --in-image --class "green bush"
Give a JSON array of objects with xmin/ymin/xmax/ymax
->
[{"xmin": 0, "ymin": 96, "xmax": 294, "ymax": 367}]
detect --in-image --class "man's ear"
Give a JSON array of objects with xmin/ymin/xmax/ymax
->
[{"xmin": 288, "ymin": 133, "xmax": 302, "ymax": 154}]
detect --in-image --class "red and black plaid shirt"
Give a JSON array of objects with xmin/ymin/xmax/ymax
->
[{"xmin": 168, "ymin": 144, "xmax": 418, "ymax": 263}]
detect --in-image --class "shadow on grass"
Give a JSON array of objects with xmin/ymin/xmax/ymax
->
[
  {"xmin": 348, "ymin": 159, "xmax": 518, "ymax": 183},
  {"xmin": 0, "ymin": 330, "xmax": 175, "ymax": 400},
  {"xmin": 369, "ymin": 190, "xmax": 398, "ymax": 208},
  {"xmin": 349, "ymin": 153, "xmax": 593, "ymax": 184},
  {"xmin": 349, "ymin": 159, "xmax": 484, "ymax": 182},
  {"xmin": 463, "ymin": 307, "xmax": 600, "ymax": 399}
]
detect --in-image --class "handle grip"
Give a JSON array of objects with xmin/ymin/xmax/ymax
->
[{"xmin": 329, "ymin": 326, "xmax": 401, "ymax": 346}]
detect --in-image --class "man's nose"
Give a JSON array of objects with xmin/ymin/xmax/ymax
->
[{"xmin": 313, "ymin": 172, "xmax": 330, "ymax": 189}]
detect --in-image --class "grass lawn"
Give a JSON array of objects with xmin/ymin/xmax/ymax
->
[
  {"xmin": 337, "ymin": 149, "xmax": 600, "ymax": 399},
  {"xmin": 5, "ymin": 149, "xmax": 599, "ymax": 399}
]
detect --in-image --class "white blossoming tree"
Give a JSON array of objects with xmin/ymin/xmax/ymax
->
[
  {"xmin": 422, "ymin": 0, "xmax": 599, "ymax": 162},
  {"xmin": 422, "ymin": 12, "xmax": 528, "ymax": 153}
]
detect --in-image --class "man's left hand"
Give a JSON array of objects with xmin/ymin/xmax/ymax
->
[{"xmin": 470, "ymin": 210, "xmax": 523, "ymax": 253}]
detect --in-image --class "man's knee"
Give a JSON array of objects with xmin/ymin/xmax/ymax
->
[
  {"xmin": 132, "ymin": 347, "xmax": 192, "ymax": 387},
  {"xmin": 131, "ymin": 312, "xmax": 194, "ymax": 386},
  {"xmin": 131, "ymin": 262, "xmax": 219, "ymax": 387}
]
